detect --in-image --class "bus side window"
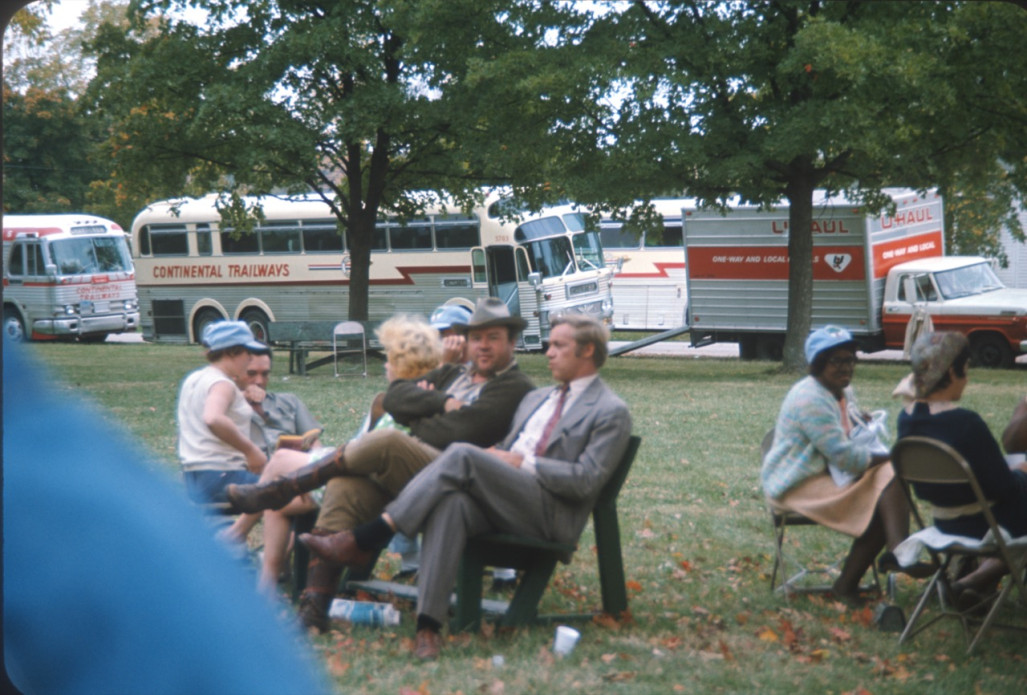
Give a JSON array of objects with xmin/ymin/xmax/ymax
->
[
  {"xmin": 471, "ymin": 247, "xmax": 487, "ymax": 283},
  {"xmin": 302, "ymin": 219, "xmax": 344, "ymax": 252},
  {"xmin": 196, "ymin": 224, "xmax": 212, "ymax": 256},
  {"xmin": 599, "ymin": 224, "xmax": 640, "ymax": 249},
  {"xmin": 149, "ymin": 225, "xmax": 189, "ymax": 256},
  {"xmin": 221, "ymin": 229, "xmax": 259, "ymax": 255},
  {"xmin": 259, "ymin": 221, "xmax": 301, "ymax": 255},
  {"xmin": 29, "ymin": 244, "xmax": 45, "ymax": 275},
  {"xmin": 434, "ymin": 216, "xmax": 479, "ymax": 249},
  {"xmin": 371, "ymin": 224, "xmax": 388, "ymax": 251},
  {"xmin": 7, "ymin": 244, "xmax": 25, "ymax": 276},
  {"xmin": 644, "ymin": 224, "xmax": 683, "ymax": 248},
  {"xmin": 389, "ymin": 219, "xmax": 432, "ymax": 251}
]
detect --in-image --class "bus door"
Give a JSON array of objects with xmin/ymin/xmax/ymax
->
[
  {"xmin": 472, "ymin": 245, "xmax": 521, "ymax": 314},
  {"xmin": 471, "ymin": 244, "xmax": 541, "ymax": 348}
]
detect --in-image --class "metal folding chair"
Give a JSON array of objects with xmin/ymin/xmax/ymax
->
[
  {"xmin": 332, "ymin": 320, "xmax": 367, "ymax": 377},
  {"xmin": 763, "ymin": 429, "xmax": 880, "ymax": 596},
  {"xmin": 891, "ymin": 436, "xmax": 1027, "ymax": 654}
]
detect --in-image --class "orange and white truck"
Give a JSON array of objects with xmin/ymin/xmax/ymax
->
[
  {"xmin": 3, "ymin": 214, "xmax": 140, "ymax": 342},
  {"xmin": 683, "ymin": 189, "xmax": 1027, "ymax": 367}
]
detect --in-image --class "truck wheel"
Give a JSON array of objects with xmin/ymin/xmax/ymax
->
[
  {"xmin": 3, "ymin": 308, "xmax": 26, "ymax": 342},
  {"xmin": 240, "ymin": 309, "xmax": 270, "ymax": 344},
  {"xmin": 192, "ymin": 308, "xmax": 224, "ymax": 345},
  {"xmin": 970, "ymin": 334, "xmax": 1013, "ymax": 369}
]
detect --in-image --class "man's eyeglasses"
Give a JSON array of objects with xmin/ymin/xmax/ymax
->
[{"xmin": 827, "ymin": 356, "xmax": 857, "ymax": 368}]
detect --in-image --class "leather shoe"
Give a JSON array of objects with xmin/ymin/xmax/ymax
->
[
  {"xmin": 413, "ymin": 628, "xmax": 442, "ymax": 661},
  {"xmin": 299, "ymin": 530, "xmax": 374, "ymax": 567},
  {"xmin": 226, "ymin": 482, "xmax": 293, "ymax": 514}
]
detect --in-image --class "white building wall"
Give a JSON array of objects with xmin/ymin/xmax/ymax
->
[{"xmin": 992, "ymin": 207, "xmax": 1027, "ymax": 289}]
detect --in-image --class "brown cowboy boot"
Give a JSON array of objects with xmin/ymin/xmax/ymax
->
[
  {"xmin": 296, "ymin": 529, "xmax": 344, "ymax": 633},
  {"xmin": 226, "ymin": 447, "xmax": 347, "ymax": 513}
]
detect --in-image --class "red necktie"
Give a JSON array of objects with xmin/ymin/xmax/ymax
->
[{"xmin": 535, "ymin": 384, "xmax": 568, "ymax": 456}]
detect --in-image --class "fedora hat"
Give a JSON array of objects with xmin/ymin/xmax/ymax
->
[{"xmin": 459, "ymin": 297, "xmax": 527, "ymax": 333}]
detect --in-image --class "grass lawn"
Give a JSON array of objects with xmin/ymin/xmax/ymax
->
[{"xmin": 20, "ymin": 340, "xmax": 1027, "ymax": 694}]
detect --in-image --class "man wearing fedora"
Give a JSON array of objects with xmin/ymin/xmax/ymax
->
[
  {"xmin": 301, "ymin": 314, "xmax": 633, "ymax": 660},
  {"xmin": 226, "ymin": 297, "xmax": 535, "ymax": 630}
]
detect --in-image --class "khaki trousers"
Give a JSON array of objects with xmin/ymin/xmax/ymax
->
[{"xmin": 315, "ymin": 428, "xmax": 440, "ymax": 532}]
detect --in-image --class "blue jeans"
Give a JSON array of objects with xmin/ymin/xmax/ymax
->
[{"xmin": 184, "ymin": 469, "xmax": 259, "ymax": 505}]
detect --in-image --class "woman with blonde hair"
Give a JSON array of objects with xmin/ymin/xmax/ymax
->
[{"xmin": 251, "ymin": 314, "xmax": 443, "ymax": 596}]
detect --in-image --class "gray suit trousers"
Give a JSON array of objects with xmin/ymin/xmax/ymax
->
[{"xmin": 386, "ymin": 443, "xmax": 555, "ymax": 624}]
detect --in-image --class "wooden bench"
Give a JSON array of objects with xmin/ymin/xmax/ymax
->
[
  {"xmin": 266, "ymin": 320, "xmax": 370, "ymax": 375},
  {"xmin": 346, "ymin": 435, "xmax": 642, "ymax": 632}
]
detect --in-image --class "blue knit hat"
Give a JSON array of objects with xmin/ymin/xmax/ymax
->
[
  {"xmin": 429, "ymin": 304, "xmax": 472, "ymax": 331},
  {"xmin": 201, "ymin": 320, "xmax": 266, "ymax": 353},
  {"xmin": 804, "ymin": 325, "xmax": 857, "ymax": 364}
]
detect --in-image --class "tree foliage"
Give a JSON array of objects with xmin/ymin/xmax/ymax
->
[
  {"xmin": 83, "ymin": 0, "xmax": 589, "ymax": 320},
  {"xmin": 533, "ymin": 1, "xmax": 1027, "ymax": 368}
]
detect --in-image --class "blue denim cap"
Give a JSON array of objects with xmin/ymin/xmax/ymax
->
[
  {"xmin": 804, "ymin": 325, "xmax": 857, "ymax": 364},
  {"xmin": 429, "ymin": 304, "xmax": 472, "ymax": 331},
  {"xmin": 201, "ymin": 320, "xmax": 266, "ymax": 353}
]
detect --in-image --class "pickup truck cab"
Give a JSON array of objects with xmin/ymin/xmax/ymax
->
[{"xmin": 883, "ymin": 256, "xmax": 1027, "ymax": 368}]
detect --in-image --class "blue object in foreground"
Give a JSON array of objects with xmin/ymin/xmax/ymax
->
[{"xmin": 2, "ymin": 340, "xmax": 331, "ymax": 695}]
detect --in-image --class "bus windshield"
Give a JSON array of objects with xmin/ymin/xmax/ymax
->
[
  {"xmin": 50, "ymin": 236, "xmax": 133, "ymax": 275},
  {"xmin": 525, "ymin": 236, "xmax": 575, "ymax": 279},
  {"xmin": 573, "ymin": 228, "xmax": 604, "ymax": 271}
]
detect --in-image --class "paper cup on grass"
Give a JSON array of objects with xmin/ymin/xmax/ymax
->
[{"xmin": 553, "ymin": 625, "xmax": 580, "ymax": 655}]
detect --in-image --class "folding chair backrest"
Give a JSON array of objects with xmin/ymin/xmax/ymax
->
[
  {"xmin": 890, "ymin": 434, "xmax": 1027, "ymax": 653},
  {"xmin": 891, "ymin": 436, "xmax": 998, "ymax": 532},
  {"xmin": 333, "ymin": 321, "xmax": 367, "ymax": 377}
]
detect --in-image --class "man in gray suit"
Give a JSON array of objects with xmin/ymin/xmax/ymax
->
[{"xmin": 301, "ymin": 314, "xmax": 633, "ymax": 660}]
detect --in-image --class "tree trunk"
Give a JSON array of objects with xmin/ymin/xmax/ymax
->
[
  {"xmin": 782, "ymin": 180, "xmax": 816, "ymax": 371},
  {"xmin": 346, "ymin": 211, "xmax": 374, "ymax": 322}
]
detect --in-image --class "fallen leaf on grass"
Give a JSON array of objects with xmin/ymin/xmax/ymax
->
[
  {"xmin": 757, "ymin": 626, "xmax": 778, "ymax": 642},
  {"xmin": 796, "ymin": 648, "xmax": 829, "ymax": 664},
  {"xmin": 601, "ymin": 653, "xmax": 617, "ymax": 664},
  {"xmin": 829, "ymin": 626, "xmax": 852, "ymax": 643},
  {"xmin": 625, "ymin": 580, "xmax": 643, "ymax": 593},
  {"xmin": 325, "ymin": 654, "xmax": 349, "ymax": 678},
  {"xmin": 602, "ymin": 671, "xmax": 636, "ymax": 682},
  {"xmin": 593, "ymin": 612, "xmax": 623, "ymax": 630},
  {"xmin": 399, "ymin": 682, "xmax": 431, "ymax": 695},
  {"xmin": 719, "ymin": 639, "xmax": 734, "ymax": 661}
]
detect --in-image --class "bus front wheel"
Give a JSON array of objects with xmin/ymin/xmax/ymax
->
[
  {"xmin": 240, "ymin": 309, "xmax": 270, "ymax": 344},
  {"xmin": 3, "ymin": 308, "xmax": 26, "ymax": 342}
]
